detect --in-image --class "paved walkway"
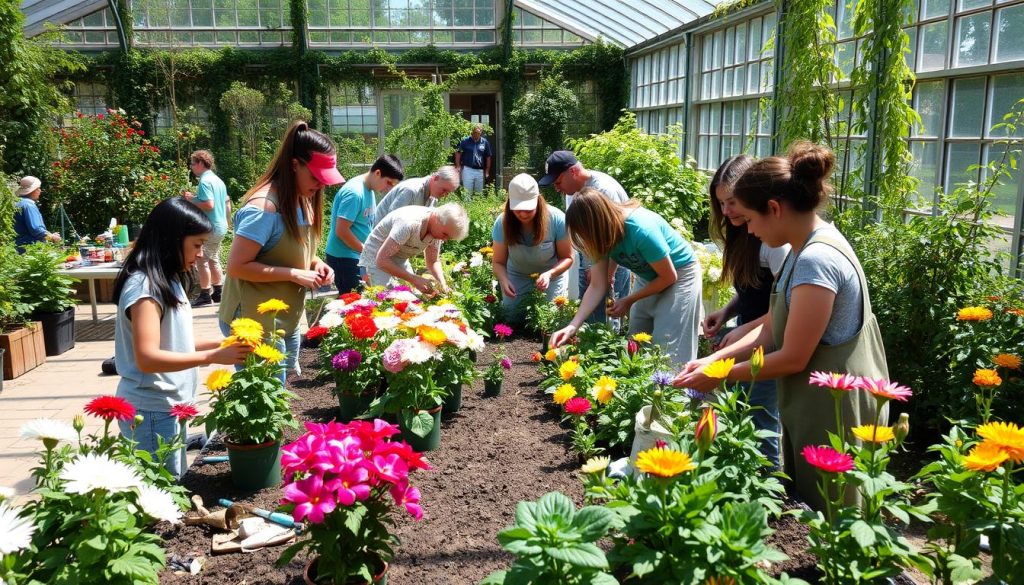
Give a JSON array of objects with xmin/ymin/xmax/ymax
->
[{"xmin": 0, "ymin": 303, "xmax": 227, "ymax": 497}]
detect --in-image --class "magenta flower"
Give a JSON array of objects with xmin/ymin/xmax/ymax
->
[
  {"xmin": 627, "ymin": 340, "xmax": 639, "ymax": 355},
  {"xmin": 564, "ymin": 397, "xmax": 592, "ymax": 416},
  {"xmin": 284, "ymin": 474, "xmax": 339, "ymax": 523},
  {"xmin": 281, "ymin": 434, "xmax": 329, "ymax": 475},
  {"xmin": 500, "ymin": 357, "xmax": 512, "ymax": 370},
  {"xmin": 371, "ymin": 453, "xmax": 408, "ymax": 484},
  {"xmin": 390, "ymin": 480, "xmax": 423, "ymax": 519},
  {"xmin": 856, "ymin": 377, "xmax": 913, "ymax": 402},
  {"xmin": 334, "ymin": 464, "xmax": 371, "ymax": 505},
  {"xmin": 808, "ymin": 371, "xmax": 861, "ymax": 392},
  {"xmin": 802, "ymin": 445, "xmax": 855, "ymax": 474},
  {"xmin": 332, "ymin": 349, "xmax": 363, "ymax": 372},
  {"xmin": 493, "ymin": 323, "xmax": 513, "ymax": 338}
]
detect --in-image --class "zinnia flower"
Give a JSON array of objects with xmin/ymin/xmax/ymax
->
[
  {"xmin": 992, "ymin": 353, "xmax": 1022, "ymax": 370},
  {"xmin": 632, "ymin": 332, "xmax": 652, "ymax": 343},
  {"xmin": 254, "ymin": 343, "xmax": 285, "ymax": 364},
  {"xmin": 635, "ymin": 446, "xmax": 695, "ymax": 477},
  {"xmin": 564, "ymin": 397, "xmax": 592, "ymax": 416},
  {"xmin": 581, "ymin": 456, "xmax": 610, "ymax": 474},
  {"xmin": 60, "ymin": 453, "xmax": 142, "ymax": 494},
  {"xmin": 206, "ymin": 369, "xmax": 233, "ymax": 392},
  {"xmin": 973, "ymin": 368, "xmax": 1002, "ymax": 387},
  {"xmin": 306, "ymin": 326, "xmax": 329, "ymax": 340},
  {"xmin": 493, "ymin": 323, "xmax": 513, "ymax": 338},
  {"xmin": 135, "ymin": 484, "xmax": 183, "ymax": 524},
  {"xmin": 417, "ymin": 325, "xmax": 447, "ymax": 346},
  {"xmin": 851, "ymin": 424, "xmax": 895, "ymax": 443},
  {"xmin": 0, "ymin": 502, "xmax": 35, "ymax": 555},
  {"xmin": 976, "ymin": 421, "xmax": 1024, "ymax": 462},
  {"xmin": 802, "ymin": 445, "xmax": 855, "ymax": 473},
  {"xmin": 809, "ymin": 371, "xmax": 861, "ymax": 392},
  {"xmin": 500, "ymin": 357, "xmax": 512, "ymax": 370},
  {"xmin": 963, "ymin": 441, "xmax": 1010, "ymax": 472},
  {"xmin": 256, "ymin": 298, "xmax": 289, "ymax": 314},
  {"xmin": 957, "ymin": 306, "xmax": 993, "ymax": 321},
  {"xmin": 592, "ymin": 376, "xmax": 616, "ymax": 404},
  {"xmin": 857, "ymin": 377, "xmax": 913, "ymax": 402},
  {"xmin": 703, "ymin": 358, "xmax": 734, "ymax": 379},
  {"xmin": 332, "ymin": 349, "xmax": 363, "ymax": 372},
  {"xmin": 544, "ymin": 348, "xmax": 558, "ymax": 361},
  {"xmin": 84, "ymin": 395, "xmax": 136, "ymax": 421},
  {"xmin": 20, "ymin": 418, "xmax": 78, "ymax": 445},
  {"xmin": 169, "ymin": 403, "xmax": 199, "ymax": 422},
  {"xmin": 230, "ymin": 317, "xmax": 264, "ymax": 344},
  {"xmin": 558, "ymin": 360, "xmax": 579, "ymax": 381},
  {"xmin": 553, "ymin": 384, "xmax": 577, "ymax": 405}
]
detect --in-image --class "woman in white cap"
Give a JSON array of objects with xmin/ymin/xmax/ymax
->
[
  {"xmin": 13, "ymin": 175, "xmax": 61, "ymax": 252},
  {"xmin": 491, "ymin": 173, "xmax": 574, "ymax": 323}
]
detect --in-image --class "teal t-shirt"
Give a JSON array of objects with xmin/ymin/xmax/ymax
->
[
  {"xmin": 491, "ymin": 207, "xmax": 566, "ymax": 246},
  {"xmin": 194, "ymin": 170, "xmax": 229, "ymax": 235},
  {"xmin": 608, "ymin": 208, "xmax": 694, "ymax": 281},
  {"xmin": 326, "ymin": 175, "xmax": 375, "ymax": 260}
]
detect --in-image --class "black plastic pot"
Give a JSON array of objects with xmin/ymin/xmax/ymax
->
[{"xmin": 33, "ymin": 307, "xmax": 75, "ymax": 356}]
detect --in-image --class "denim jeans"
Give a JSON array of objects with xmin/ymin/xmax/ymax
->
[
  {"xmin": 461, "ymin": 166, "xmax": 484, "ymax": 193},
  {"xmin": 733, "ymin": 315, "xmax": 781, "ymax": 469},
  {"xmin": 325, "ymin": 254, "xmax": 362, "ymax": 294},
  {"xmin": 578, "ymin": 252, "xmax": 631, "ymax": 326},
  {"xmin": 119, "ymin": 409, "xmax": 184, "ymax": 479},
  {"xmin": 219, "ymin": 319, "xmax": 301, "ymax": 385}
]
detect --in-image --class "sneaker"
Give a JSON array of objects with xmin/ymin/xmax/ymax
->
[
  {"xmin": 191, "ymin": 291, "xmax": 212, "ymax": 308},
  {"xmin": 211, "ymin": 285, "xmax": 222, "ymax": 303},
  {"xmin": 101, "ymin": 357, "xmax": 118, "ymax": 376}
]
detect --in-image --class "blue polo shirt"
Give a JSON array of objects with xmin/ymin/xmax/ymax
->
[
  {"xmin": 194, "ymin": 170, "xmax": 229, "ymax": 236},
  {"xmin": 325, "ymin": 174, "xmax": 375, "ymax": 260},
  {"xmin": 456, "ymin": 136, "xmax": 492, "ymax": 169}
]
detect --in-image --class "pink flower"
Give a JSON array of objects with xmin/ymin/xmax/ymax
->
[
  {"xmin": 808, "ymin": 371, "xmax": 861, "ymax": 392},
  {"xmin": 856, "ymin": 377, "xmax": 913, "ymax": 402},
  {"xmin": 334, "ymin": 464, "xmax": 371, "ymax": 505},
  {"xmin": 169, "ymin": 402, "xmax": 199, "ymax": 421},
  {"xmin": 284, "ymin": 474, "xmax": 339, "ymax": 523},
  {"xmin": 564, "ymin": 397, "xmax": 592, "ymax": 416},
  {"xmin": 493, "ymin": 323, "xmax": 513, "ymax": 338},
  {"xmin": 371, "ymin": 453, "xmax": 408, "ymax": 484},
  {"xmin": 390, "ymin": 480, "xmax": 424, "ymax": 520},
  {"xmin": 373, "ymin": 440, "xmax": 432, "ymax": 471},
  {"xmin": 802, "ymin": 445, "xmax": 855, "ymax": 474},
  {"xmin": 627, "ymin": 340, "xmax": 639, "ymax": 355},
  {"xmin": 281, "ymin": 434, "xmax": 330, "ymax": 475}
]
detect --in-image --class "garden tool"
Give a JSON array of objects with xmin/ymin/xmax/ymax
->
[
  {"xmin": 183, "ymin": 495, "xmax": 248, "ymax": 530},
  {"xmin": 197, "ymin": 455, "xmax": 229, "ymax": 464},
  {"xmin": 218, "ymin": 498, "xmax": 300, "ymax": 532},
  {"xmin": 210, "ymin": 517, "xmax": 296, "ymax": 555}
]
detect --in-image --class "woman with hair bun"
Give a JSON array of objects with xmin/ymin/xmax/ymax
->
[{"xmin": 673, "ymin": 141, "xmax": 888, "ymax": 511}]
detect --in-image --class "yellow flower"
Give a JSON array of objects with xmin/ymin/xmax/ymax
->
[
  {"xmin": 230, "ymin": 318, "xmax": 264, "ymax": 345},
  {"xmin": 964, "ymin": 440, "xmax": 1010, "ymax": 472},
  {"xmin": 220, "ymin": 335, "xmax": 239, "ymax": 348},
  {"xmin": 851, "ymin": 425, "xmax": 896, "ymax": 443},
  {"xmin": 256, "ymin": 298, "xmax": 289, "ymax": 314},
  {"xmin": 973, "ymin": 368, "xmax": 1002, "ymax": 387},
  {"xmin": 558, "ymin": 360, "xmax": 579, "ymax": 381},
  {"xmin": 592, "ymin": 376, "xmax": 616, "ymax": 404},
  {"xmin": 417, "ymin": 325, "xmax": 447, "ymax": 346},
  {"xmin": 479, "ymin": 246, "xmax": 493, "ymax": 255},
  {"xmin": 529, "ymin": 272, "xmax": 540, "ymax": 279},
  {"xmin": 703, "ymin": 358, "xmax": 735, "ymax": 380},
  {"xmin": 750, "ymin": 346, "xmax": 765, "ymax": 376},
  {"xmin": 992, "ymin": 353, "xmax": 1022, "ymax": 370},
  {"xmin": 632, "ymin": 332, "xmax": 653, "ymax": 343},
  {"xmin": 976, "ymin": 421, "xmax": 1024, "ymax": 462},
  {"xmin": 206, "ymin": 369, "xmax": 233, "ymax": 392},
  {"xmin": 581, "ymin": 456, "xmax": 610, "ymax": 474},
  {"xmin": 957, "ymin": 306, "xmax": 993, "ymax": 321},
  {"xmin": 553, "ymin": 296, "xmax": 568, "ymax": 306},
  {"xmin": 635, "ymin": 446, "xmax": 695, "ymax": 478},
  {"xmin": 253, "ymin": 343, "xmax": 285, "ymax": 364},
  {"xmin": 544, "ymin": 348, "xmax": 558, "ymax": 361},
  {"xmin": 553, "ymin": 384, "xmax": 577, "ymax": 405}
]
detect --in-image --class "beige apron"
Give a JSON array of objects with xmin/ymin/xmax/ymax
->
[
  {"xmin": 770, "ymin": 230, "xmax": 888, "ymax": 512},
  {"xmin": 219, "ymin": 193, "xmax": 313, "ymax": 334}
]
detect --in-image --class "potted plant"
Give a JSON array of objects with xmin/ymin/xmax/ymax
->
[
  {"xmin": 196, "ymin": 300, "xmax": 298, "ymax": 491},
  {"xmin": 0, "ymin": 244, "xmax": 45, "ymax": 380},
  {"xmin": 481, "ymin": 351, "xmax": 511, "ymax": 397},
  {"xmin": 316, "ymin": 292, "xmax": 387, "ymax": 422},
  {"xmin": 17, "ymin": 243, "xmax": 79, "ymax": 356},
  {"xmin": 371, "ymin": 336, "xmax": 449, "ymax": 452},
  {"xmin": 436, "ymin": 345, "xmax": 476, "ymax": 416},
  {"xmin": 277, "ymin": 419, "xmax": 430, "ymax": 584}
]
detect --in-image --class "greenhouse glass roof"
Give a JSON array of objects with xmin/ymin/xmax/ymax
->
[{"xmin": 21, "ymin": 0, "xmax": 106, "ymax": 37}]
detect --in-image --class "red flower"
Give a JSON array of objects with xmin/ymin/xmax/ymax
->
[
  {"xmin": 84, "ymin": 395, "xmax": 136, "ymax": 421},
  {"xmin": 654, "ymin": 439, "xmax": 668, "ymax": 448},
  {"xmin": 627, "ymin": 340, "xmax": 639, "ymax": 355},
  {"xmin": 394, "ymin": 301, "xmax": 409, "ymax": 313},
  {"xmin": 802, "ymin": 445, "xmax": 854, "ymax": 474},
  {"xmin": 306, "ymin": 326, "xmax": 329, "ymax": 340},
  {"xmin": 160, "ymin": 174, "xmax": 169, "ymax": 181},
  {"xmin": 97, "ymin": 113, "xmax": 104, "ymax": 119},
  {"xmin": 346, "ymin": 313, "xmax": 378, "ymax": 339},
  {"xmin": 531, "ymin": 352, "xmax": 542, "ymax": 362},
  {"xmin": 137, "ymin": 129, "xmax": 145, "ymax": 136},
  {"xmin": 485, "ymin": 294, "xmax": 497, "ymax": 303},
  {"xmin": 564, "ymin": 397, "xmax": 592, "ymax": 416},
  {"xmin": 340, "ymin": 292, "xmax": 362, "ymax": 304},
  {"xmin": 170, "ymin": 403, "xmax": 199, "ymax": 421}
]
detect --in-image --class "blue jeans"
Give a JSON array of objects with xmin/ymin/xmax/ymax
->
[
  {"xmin": 325, "ymin": 254, "xmax": 362, "ymax": 294},
  {"xmin": 119, "ymin": 409, "xmax": 184, "ymax": 479},
  {"xmin": 219, "ymin": 319, "xmax": 300, "ymax": 385},
  {"xmin": 461, "ymin": 166, "xmax": 484, "ymax": 193},
  {"xmin": 733, "ymin": 315, "xmax": 781, "ymax": 469},
  {"xmin": 578, "ymin": 252, "xmax": 631, "ymax": 325}
]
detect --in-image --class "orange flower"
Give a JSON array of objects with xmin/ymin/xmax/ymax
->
[
  {"xmin": 957, "ymin": 306, "xmax": 993, "ymax": 321},
  {"xmin": 964, "ymin": 441, "xmax": 1009, "ymax": 472},
  {"xmin": 635, "ymin": 446, "xmax": 695, "ymax": 478},
  {"xmin": 973, "ymin": 368, "xmax": 1002, "ymax": 387},
  {"xmin": 992, "ymin": 353, "xmax": 1022, "ymax": 370}
]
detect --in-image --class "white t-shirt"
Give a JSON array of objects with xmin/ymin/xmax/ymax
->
[
  {"xmin": 760, "ymin": 243, "xmax": 791, "ymax": 276},
  {"xmin": 360, "ymin": 205, "xmax": 438, "ymax": 268},
  {"xmin": 565, "ymin": 170, "xmax": 629, "ymax": 208}
]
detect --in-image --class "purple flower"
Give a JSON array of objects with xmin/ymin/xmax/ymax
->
[
  {"xmin": 651, "ymin": 371, "xmax": 674, "ymax": 387},
  {"xmin": 493, "ymin": 323, "xmax": 513, "ymax": 338},
  {"xmin": 500, "ymin": 357, "xmax": 512, "ymax": 370},
  {"xmin": 686, "ymin": 388, "xmax": 711, "ymax": 402},
  {"xmin": 392, "ymin": 285, "xmax": 412, "ymax": 292},
  {"xmin": 332, "ymin": 349, "xmax": 363, "ymax": 372}
]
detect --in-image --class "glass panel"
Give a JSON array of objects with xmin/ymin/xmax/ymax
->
[
  {"xmin": 736, "ymin": 23, "xmax": 747, "ymax": 63},
  {"xmin": 309, "ymin": 30, "xmax": 329, "ymax": 42},
  {"xmin": 907, "ymin": 27, "xmax": 919, "ymax": 71},
  {"xmin": 476, "ymin": 30, "xmax": 495, "ymax": 43},
  {"xmin": 984, "ymin": 143, "xmax": 1022, "ymax": 219},
  {"xmin": 216, "ymin": 30, "xmax": 236, "ymax": 43},
  {"xmin": 989, "ymin": 72, "xmax": 1024, "ymax": 137},
  {"xmin": 749, "ymin": 17, "xmax": 763, "ymax": 60},
  {"xmin": 836, "ymin": 40, "xmax": 856, "ymax": 79},
  {"xmin": 735, "ymin": 65, "xmax": 745, "ymax": 95},
  {"xmin": 914, "ymin": 80, "xmax": 944, "ymax": 136},
  {"xmin": 713, "ymin": 30, "xmax": 724, "ymax": 68},
  {"xmin": 955, "ymin": 12, "xmax": 992, "ymax": 67},
  {"xmin": 724, "ymin": 68, "xmax": 734, "ymax": 97},
  {"xmin": 193, "ymin": 7, "xmax": 214, "ymax": 25},
  {"xmin": 945, "ymin": 142, "xmax": 982, "ymax": 190},
  {"xmin": 85, "ymin": 30, "xmax": 107, "ymax": 43},
  {"xmin": 702, "ymin": 34, "xmax": 713, "ymax": 71},
  {"xmin": 712, "ymin": 69, "xmax": 722, "ymax": 99},
  {"xmin": 923, "ymin": 0, "xmax": 951, "ymax": 17},
  {"xmin": 910, "ymin": 141, "xmax": 940, "ymax": 206},
  {"xmin": 959, "ymin": 0, "xmax": 991, "ymax": 10},
  {"xmin": 837, "ymin": 0, "xmax": 857, "ymax": 38},
  {"xmin": 83, "ymin": 10, "xmax": 105, "ymax": 26},
  {"xmin": 725, "ymin": 27, "xmax": 735, "ymax": 66},
  {"xmin": 950, "ymin": 77, "xmax": 986, "ymax": 136},
  {"xmin": 919, "ymin": 20, "xmax": 949, "ymax": 70},
  {"xmin": 237, "ymin": 9, "xmax": 259, "ymax": 26},
  {"xmin": 194, "ymin": 31, "xmax": 215, "ymax": 43},
  {"xmin": 995, "ymin": 5, "xmax": 1024, "ymax": 61},
  {"xmin": 454, "ymin": 30, "xmax": 473, "ymax": 43},
  {"xmin": 238, "ymin": 30, "xmax": 259, "ymax": 42},
  {"xmin": 763, "ymin": 12, "xmax": 777, "ymax": 56}
]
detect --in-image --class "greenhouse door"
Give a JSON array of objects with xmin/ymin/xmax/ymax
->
[{"xmin": 448, "ymin": 92, "xmax": 500, "ymax": 186}]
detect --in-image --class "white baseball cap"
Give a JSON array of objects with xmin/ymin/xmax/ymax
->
[{"xmin": 508, "ymin": 173, "xmax": 540, "ymax": 211}]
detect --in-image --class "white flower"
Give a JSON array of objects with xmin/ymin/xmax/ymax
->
[
  {"xmin": 465, "ymin": 330, "xmax": 486, "ymax": 352},
  {"xmin": 435, "ymin": 322, "xmax": 468, "ymax": 349},
  {"xmin": 60, "ymin": 453, "xmax": 142, "ymax": 495},
  {"xmin": 0, "ymin": 502, "xmax": 35, "ymax": 554},
  {"xmin": 0, "ymin": 486, "xmax": 14, "ymax": 500},
  {"xmin": 20, "ymin": 418, "xmax": 78, "ymax": 444},
  {"xmin": 318, "ymin": 312, "xmax": 344, "ymax": 329},
  {"xmin": 404, "ymin": 340, "xmax": 438, "ymax": 364},
  {"xmin": 708, "ymin": 266, "xmax": 722, "ymax": 281},
  {"xmin": 373, "ymin": 315, "xmax": 402, "ymax": 330},
  {"xmin": 469, "ymin": 253, "xmax": 484, "ymax": 268},
  {"xmin": 452, "ymin": 261, "xmax": 466, "ymax": 272},
  {"xmin": 325, "ymin": 299, "xmax": 349, "ymax": 312},
  {"xmin": 386, "ymin": 290, "xmax": 420, "ymax": 303},
  {"xmin": 135, "ymin": 484, "xmax": 182, "ymax": 524}
]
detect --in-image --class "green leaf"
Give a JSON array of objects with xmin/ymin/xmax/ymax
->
[
  {"xmin": 514, "ymin": 501, "xmax": 538, "ymax": 533},
  {"xmin": 407, "ymin": 411, "xmax": 435, "ymax": 438},
  {"xmin": 109, "ymin": 553, "xmax": 161, "ymax": 580},
  {"xmin": 574, "ymin": 506, "xmax": 614, "ymax": 541},
  {"xmin": 849, "ymin": 520, "xmax": 877, "ymax": 547},
  {"xmin": 536, "ymin": 491, "xmax": 574, "ymax": 524},
  {"xmin": 545, "ymin": 542, "xmax": 608, "ymax": 569}
]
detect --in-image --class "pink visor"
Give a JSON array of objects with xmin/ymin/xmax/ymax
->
[{"xmin": 307, "ymin": 151, "xmax": 345, "ymax": 186}]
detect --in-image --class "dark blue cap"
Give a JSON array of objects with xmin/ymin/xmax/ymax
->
[{"xmin": 537, "ymin": 150, "xmax": 578, "ymax": 186}]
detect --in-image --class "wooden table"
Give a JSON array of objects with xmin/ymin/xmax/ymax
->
[{"xmin": 58, "ymin": 263, "xmax": 122, "ymax": 323}]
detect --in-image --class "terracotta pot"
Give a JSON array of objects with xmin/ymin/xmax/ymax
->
[{"xmin": 303, "ymin": 555, "xmax": 389, "ymax": 584}]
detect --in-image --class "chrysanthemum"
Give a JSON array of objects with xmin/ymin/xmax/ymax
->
[
  {"xmin": 206, "ymin": 369, "xmax": 233, "ymax": 392},
  {"xmin": 635, "ymin": 446, "xmax": 695, "ymax": 477},
  {"xmin": 976, "ymin": 421, "xmax": 1024, "ymax": 462},
  {"xmin": 254, "ymin": 343, "xmax": 285, "ymax": 364},
  {"xmin": 256, "ymin": 298, "xmax": 290, "ymax": 314},
  {"xmin": 973, "ymin": 368, "xmax": 1003, "ymax": 387},
  {"xmin": 417, "ymin": 325, "xmax": 447, "ymax": 346},
  {"xmin": 957, "ymin": 306, "xmax": 993, "ymax": 321},
  {"xmin": 632, "ymin": 332, "xmax": 653, "ymax": 343},
  {"xmin": 992, "ymin": 353, "xmax": 1022, "ymax": 370},
  {"xmin": 60, "ymin": 453, "xmax": 142, "ymax": 494},
  {"xmin": 553, "ymin": 384, "xmax": 577, "ymax": 405},
  {"xmin": 963, "ymin": 440, "xmax": 1010, "ymax": 472},
  {"xmin": 558, "ymin": 360, "xmax": 579, "ymax": 381},
  {"xmin": 703, "ymin": 358, "xmax": 734, "ymax": 380},
  {"xmin": 564, "ymin": 397, "xmax": 592, "ymax": 416},
  {"xmin": 592, "ymin": 376, "xmax": 616, "ymax": 404},
  {"xmin": 802, "ymin": 445, "xmax": 855, "ymax": 474},
  {"xmin": 83, "ymin": 395, "xmax": 136, "ymax": 421},
  {"xmin": 20, "ymin": 418, "xmax": 78, "ymax": 445},
  {"xmin": 580, "ymin": 456, "xmax": 610, "ymax": 474},
  {"xmin": 856, "ymin": 377, "xmax": 913, "ymax": 402},
  {"xmin": 0, "ymin": 502, "xmax": 35, "ymax": 555},
  {"xmin": 135, "ymin": 484, "xmax": 183, "ymax": 524},
  {"xmin": 230, "ymin": 317, "xmax": 265, "ymax": 344},
  {"xmin": 809, "ymin": 371, "xmax": 861, "ymax": 392},
  {"xmin": 851, "ymin": 425, "xmax": 896, "ymax": 443},
  {"xmin": 169, "ymin": 403, "xmax": 199, "ymax": 422}
]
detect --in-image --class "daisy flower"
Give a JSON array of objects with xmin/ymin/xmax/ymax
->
[
  {"xmin": 0, "ymin": 502, "xmax": 35, "ymax": 554},
  {"xmin": 135, "ymin": 484, "xmax": 183, "ymax": 524},
  {"xmin": 60, "ymin": 453, "xmax": 142, "ymax": 494},
  {"xmin": 20, "ymin": 418, "xmax": 78, "ymax": 445}
]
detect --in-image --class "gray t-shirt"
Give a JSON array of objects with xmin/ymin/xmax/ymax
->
[
  {"xmin": 776, "ymin": 226, "xmax": 863, "ymax": 345},
  {"xmin": 360, "ymin": 205, "xmax": 439, "ymax": 268},
  {"xmin": 373, "ymin": 176, "xmax": 434, "ymax": 224},
  {"xmin": 115, "ymin": 272, "xmax": 197, "ymax": 412},
  {"xmin": 565, "ymin": 170, "xmax": 629, "ymax": 208}
]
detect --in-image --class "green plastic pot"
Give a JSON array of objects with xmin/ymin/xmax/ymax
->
[
  {"xmin": 483, "ymin": 378, "xmax": 502, "ymax": 397},
  {"xmin": 442, "ymin": 383, "xmax": 463, "ymax": 415},
  {"xmin": 337, "ymin": 391, "xmax": 374, "ymax": 422},
  {"xmin": 399, "ymin": 406, "xmax": 442, "ymax": 452},
  {"xmin": 304, "ymin": 556, "xmax": 388, "ymax": 584},
  {"xmin": 225, "ymin": 439, "xmax": 282, "ymax": 492}
]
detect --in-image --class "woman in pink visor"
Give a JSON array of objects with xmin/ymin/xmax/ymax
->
[{"xmin": 218, "ymin": 121, "xmax": 345, "ymax": 383}]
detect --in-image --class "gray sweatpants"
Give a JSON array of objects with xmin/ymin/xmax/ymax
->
[{"xmin": 628, "ymin": 261, "xmax": 702, "ymax": 367}]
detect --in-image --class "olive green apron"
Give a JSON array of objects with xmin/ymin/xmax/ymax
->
[
  {"xmin": 770, "ymin": 230, "xmax": 888, "ymax": 512},
  {"xmin": 218, "ymin": 193, "xmax": 313, "ymax": 335}
]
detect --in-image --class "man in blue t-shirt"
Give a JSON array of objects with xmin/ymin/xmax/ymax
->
[
  {"xmin": 13, "ymin": 176, "xmax": 61, "ymax": 253},
  {"xmin": 325, "ymin": 154, "xmax": 405, "ymax": 293},
  {"xmin": 454, "ymin": 125, "xmax": 492, "ymax": 194},
  {"xmin": 184, "ymin": 150, "xmax": 231, "ymax": 307}
]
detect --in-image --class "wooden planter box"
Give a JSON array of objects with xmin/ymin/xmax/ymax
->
[{"xmin": 1, "ymin": 321, "xmax": 47, "ymax": 380}]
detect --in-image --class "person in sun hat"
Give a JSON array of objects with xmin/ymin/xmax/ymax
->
[
  {"xmin": 373, "ymin": 165, "xmax": 460, "ymax": 225},
  {"xmin": 13, "ymin": 175, "xmax": 61, "ymax": 252},
  {"xmin": 538, "ymin": 150, "xmax": 630, "ymax": 328},
  {"xmin": 491, "ymin": 173, "xmax": 573, "ymax": 324},
  {"xmin": 218, "ymin": 121, "xmax": 344, "ymax": 384}
]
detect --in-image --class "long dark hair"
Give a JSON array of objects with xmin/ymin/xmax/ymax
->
[
  {"xmin": 113, "ymin": 198, "xmax": 213, "ymax": 310},
  {"xmin": 502, "ymin": 196, "xmax": 549, "ymax": 246},
  {"xmin": 243, "ymin": 121, "xmax": 334, "ymax": 249},
  {"xmin": 708, "ymin": 155, "xmax": 763, "ymax": 289}
]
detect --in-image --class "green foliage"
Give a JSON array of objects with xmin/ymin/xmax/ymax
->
[
  {"xmin": 571, "ymin": 112, "xmax": 708, "ymax": 230},
  {"xmin": 482, "ymin": 491, "xmax": 619, "ymax": 585},
  {"xmin": 0, "ymin": 244, "xmax": 33, "ymax": 331},
  {"xmin": 523, "ymin": 291, "xmax": 578, "ymax": 336},
  {"xmin": 440, "ymin": 186, "xmax": 505, "ymax": 261},
  {"xmin": 0, "ymin": 174, "xmax": 16, "ymax": 246},
  {"xmin": 510, "ymin": 73, "xmax": 580, "ymax": 171},
  {"xmin": 15, "ymin": 243, "xmax": 78, "ymax": 313},
  {"xmin": 198, "ymin": 358, "xmax": 297, "ymax": 445}
]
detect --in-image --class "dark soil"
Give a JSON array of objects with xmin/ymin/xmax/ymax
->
[{"xmin": 158, "ymin": 338, "xmax": 844, "ymax": 584}]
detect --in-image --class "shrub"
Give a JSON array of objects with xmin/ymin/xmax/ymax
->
[
  {"xmin": 16, "ymin": 243, "xmax": 78, "ymax": 313},
  {"xmin": 509, "ymin": 73, "xmax": 580, "ymax": 171}
]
